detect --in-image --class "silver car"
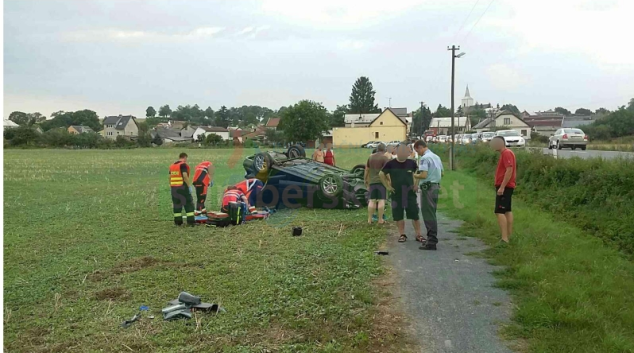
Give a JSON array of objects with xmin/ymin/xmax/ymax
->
[
  {"xmin": 480, "ymin": 132, "xmax": 495, "ymax": 143},
  {"xmin": 549, "ymin": 128, "xmax": 588, "ymax": 150},
  {"xmin": 496, "ymin": 130, "xmax": 526, "ymax": 147}
]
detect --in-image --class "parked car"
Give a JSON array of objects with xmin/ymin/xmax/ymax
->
[
  {"xmin": 437, "ymin": 135, "xmax": 448, "ymax": 143},
  {"xmin": 495, "ymin": 130, "xmax": 526, "ymax": 147},
  {"xmin": 243, "ymin": 145, "xmax": 368, "ymax": 209},
  {"xmin": 386, "ymin": 140, "xmax": 401, "ymax": 147},
  {"xmin": 470, "ymin": 133, "xmax": 480, "ymax": 144},
  {"xmin": 461, "ymin": 134, "xmax": 474, "ymax": 144},
  {"xmin": 480, "ymin": 132, "xmax": 496, "ymax": 143},
  {"xmin": 548, "ymin": 128, "xmax": 588, "ymax": 150},
  {"xmin": 362, "ymin": 141, "xmax": 382, "ymax": 148}
]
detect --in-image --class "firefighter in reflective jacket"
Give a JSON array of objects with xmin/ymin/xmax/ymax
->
[
  {"xmin": 192, "ymin": 161, "xmax": 215, "ymax": 214},
  {"xmin": 169, "ymin": 152, "xmax": 195, "ymax": 226},
  {"xmin": 234, "ymin": 178, "xmax": 264, "ymax": 207}
]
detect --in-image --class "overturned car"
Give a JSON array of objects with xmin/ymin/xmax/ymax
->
[{"xmin": 243, "ymin": 145, "xmax": 368, "ymax": 209}]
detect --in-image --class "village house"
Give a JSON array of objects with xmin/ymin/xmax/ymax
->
[
  {"xmin": 334, "ymin": 108, "xmax": 408, "ymax": 147},
  {"xmin": 192, "ymin": 126, "xmax": 230, "ymax": 141},
  {"xmin": 428, "ymin": 117, "xmax": 472, "ymax": 135},
  {"xmin": 102, "ymin": 115, "xmax": 139, "ymax": 140},
  {"xmin": 473, "ymin": 111, "xmax": 532, "ymax": 139},
  {"xmin": 265, "ymin": 117, "xmax": 281, "ymax": 130},
  {"xmin": 68, "ymin": 125, "xmax": 95, "ymax": 134}
]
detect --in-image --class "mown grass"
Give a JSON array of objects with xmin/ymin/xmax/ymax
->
[
  {"xmin": 431, "ymin": 147, "xmax": 634, "ymax": 352},
  {"xmin": 3, "ymin": 147, "xmax": 411, "ymax": 353}
]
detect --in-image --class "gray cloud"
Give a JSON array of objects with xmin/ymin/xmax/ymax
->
[{"xmin": 4, "ymin": 0, "xmax": 633, "ymax": 119}]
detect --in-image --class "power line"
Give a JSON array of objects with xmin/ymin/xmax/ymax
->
[
  {"xmin": 453, "ymin": 0, "xmax": 481, "ymax": 40},
  {"xmin": 463, "ymin": 0, "xmax": 496, "ymax": 40}
]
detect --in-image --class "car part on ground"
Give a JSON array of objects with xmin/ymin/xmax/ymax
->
[
  {"xmin": 163, "ymin": 292, "xmax": 225, "ymax": 321},
  {"xmin": 243, "ymin": 145, "xmax": 368, "ymax": 209}
]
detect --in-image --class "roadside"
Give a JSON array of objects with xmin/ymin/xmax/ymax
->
[
  {"xmin": 388, "ymin": 211, "xmax": 516, "ymax": 353},
  {"xmin": 436, "ymin": 169, "xmax": 634, "ymax": 352}
]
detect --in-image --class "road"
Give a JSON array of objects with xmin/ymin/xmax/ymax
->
[
  {"xmin": 388, "ymin": 213, "xmax": 514, "ymax": 353},
  {"xmin": 535, "ymin": 147, "xmax": 634, "ymax": 160}
]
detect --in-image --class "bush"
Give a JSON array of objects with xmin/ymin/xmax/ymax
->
[
  {"xmin": 531, "ymin": 132, "xmax": 549, "ymax": 144},
  {"xmin": 451, "ymin": 145, "xmax": 634, "ymax": 255}
]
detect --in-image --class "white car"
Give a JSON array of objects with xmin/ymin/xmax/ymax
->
[
  {"xmin": 461, "ymin": 134, "xmax": 473, "ymax": 144},
  {"xmin": 386, "ymin": 140, "xmax": 401, "ymax": 146},
  {"xmin": 437, "ymin": 135, "xmax": 448, "ymax": 143},
  {"xmin": 495, "ymin": 130, "xmax": 526, "ymax": 147},
  {"xmin": 364, "ymin": 141, "xmax": 384, "ymax": 149},
  {"xmin": 480, "ymin": 132, "xmax": 495, "ymax": 143}
]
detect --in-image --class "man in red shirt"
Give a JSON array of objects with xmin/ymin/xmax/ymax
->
[{"xmin": 491, "ymin": 136, "xmax": 516, "ymax": 243}]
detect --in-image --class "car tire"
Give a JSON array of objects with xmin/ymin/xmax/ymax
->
[
  {"xmin": 253, "ymin": 152, "xmax": 274, "ymax": 174},
  {"xmin": 548, "ymin": 141, "xmax": 553, "ymax": 149},
  {"xmin": 572, "ymin": 145, "xmax": 576, "ymax": 150},
  {"xmin": 287, "ymin": 144, "xmax": 306, "ymax": 159},
  {"xmin": 557, "ymin": 141, "xmax": 562, "ymax": 150},
  {"xmin": 351, "ymin": 164, "xmax": 366, "ymax": 177},
  {"xmin": 319, "ymin": 173, "xmax": 343, "ymax": 198},
  {"xmin": 581, "ymin": 145, "xmax": 587, "ymax": 151}
]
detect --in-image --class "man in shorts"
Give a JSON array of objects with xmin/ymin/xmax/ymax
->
[
  {"xmin": 365, "ymin": 143, "xmax": 390, "ymax": 224},
  {"xmin": 491, "ymin": 136, "xmax": 517, "ymax": 244},
  {"xmin": 380, "ymin": 143, "xmax": 423, "ymax": 243}
]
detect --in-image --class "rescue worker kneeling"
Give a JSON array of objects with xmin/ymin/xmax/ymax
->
[
  {"xmin": 233, "ymin": 178, "xmax": 264, "ymax": 208},
  {"xmin": 192, "ymin": 161, "xmax": 215, "ymax": 215},
  {"xmin": 222, "ymin": 186, "xmax": 250, "ymax": 224},
  {"xmin": 169, "ymin": 152, "xmax": 195, "ymax": 226}
]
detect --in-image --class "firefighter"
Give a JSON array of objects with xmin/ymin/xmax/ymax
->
[
  {"xmin": 234, "ymin": 178, "xmax": 264, "ymax": 208},
  {"xmin": 221, "ymin": 186, "xmax": 250, "ymax": 213},
  {"xmin": 192, "ymin": 161, "xmax": 215, "ymax": 215},
  {"xmin": 169, "ymin": 152, "xmax": 195, "ymax": 226}
]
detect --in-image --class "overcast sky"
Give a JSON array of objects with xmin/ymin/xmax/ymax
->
[{"xmin": 4, "ymin": 0, "xmax": 633, "ymax": 119}]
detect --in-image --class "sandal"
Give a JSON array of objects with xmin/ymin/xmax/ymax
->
[
  {"xmin": 398, "ymin": 234, "xmax": 407, "ymax": 243},
  {"xmin": 416, "ymin": 235, "xmax": 425, "ymax": 243}
]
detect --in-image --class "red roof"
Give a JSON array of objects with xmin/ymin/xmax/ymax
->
[{"xmin": 266, "ymin": 118, "xmax": 280, "ymax": 128}]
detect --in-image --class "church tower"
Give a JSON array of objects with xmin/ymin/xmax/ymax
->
[{"xmin": 461, "ymin": 85, "xmax": 474, "ymax": 109}]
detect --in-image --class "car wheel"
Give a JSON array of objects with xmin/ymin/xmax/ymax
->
[
  {"xmin": 287, "ymin": 144, "xmax": 306, "ymax": 159},
  {"xmin": 319, "ymin": 173, "xmax": 343, "ymax": 198},
  {"xmin": 548, "ymin": 140, "xmax": 553, "ymax": 149},
  {"xmin": 351, "ymin": 164, "xmax": 366, "ymax": 177},
  {"xmin": 581, "ymin": 145, "xmax": 587, "ymax": 151},
  {"xmin": 572, "ymin": 145, "xmax": 576, "ymax": 150},
  {"xmin": 557, "ymin": 141, "xmax": 562, "ymax": 150},
  {"xmin": 253, "ymin": 152, "xmax": 274, "ymax": 174}
]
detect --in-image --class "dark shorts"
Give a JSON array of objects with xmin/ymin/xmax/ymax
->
[
  {"xmin": 368, "ymin": 183, "xmax": 387, "ymax": 200},
  {"xmin": 494, "ymin": 187, "xmax": 514, "ymax": 214},
  {"xmin": 391, "ymin": 192, "xmax": 420, "ymax": 221}
]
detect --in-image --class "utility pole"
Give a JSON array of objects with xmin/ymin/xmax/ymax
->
[
  {"xmin": 420, "ymin": 101, "xmax": 425, "ymax": 137},
  {"xmin": 447, "ymin": 45, "xmax": 464, "ymax": 170},
  {"xmin": 388, "ymin": 97, "xmax": 392, "ymax": 107}
]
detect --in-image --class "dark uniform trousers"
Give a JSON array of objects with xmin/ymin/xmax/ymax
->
[
  {"xmin": 420, "ymin": 183, "xmax": 440, "ymax": 245},
  {"xmin": 171, "ymin": 186, "xmax": 195, "ymax": 225}
]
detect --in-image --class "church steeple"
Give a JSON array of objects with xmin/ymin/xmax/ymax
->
[{"xmin": 464, "ymin": 85, "xmax": 471, "ymax": 98}]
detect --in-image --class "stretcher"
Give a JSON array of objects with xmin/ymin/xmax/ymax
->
[{"xmin": 195, "ymin": 205, "xmax": 271, "ymax": 227}]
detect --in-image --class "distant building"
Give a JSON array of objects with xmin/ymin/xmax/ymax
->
[
  {"xmin": 102, "ymin": 115, "xmax": 139, "ymax": 140},
  {"xmin": 521, "ymin": 110, "xmax": 565, "ymax": 136},
  {"xmin": 265, "ymin": 117, "xmax": 281, "ymax": 130},
  {"xmin": 473, "ymin": 111, "xmax": 532, "ymax": 139},
  {"xmin": 3, "ymin": 119, "xmax": 19, "ymax": 128},
  {"xmin": 68, "ymin": 125, "xmax": 95, "ymax": 134},
  {"xmin": 429, "ymin": 117, "xmax": 472, "ymax": 135},
  {"xmin": 562, "ymin": 115, "xmax": 598, "ymax": 129},
  {"xmin": 334, "ymin": 108, "xmax": 407, "ymax": 147},
  {"xmin": 461, "ymin": 85, "xmax": 474, "ymax": 109},
  {"xmin": 192, "ymin": 126, "xmax": 230, "ymax": 141}
]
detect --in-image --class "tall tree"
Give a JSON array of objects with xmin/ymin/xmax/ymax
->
[
  {"xmin": 39, "ymin": 109, "xmax": 100, "ymax": 132},
  {"xmin": 554, "ymin": 107, "xmax": 571, "ymax": 116},
  {"xmin": 215, "ymin": 106, "xmax": 231, "ymax": 128},
  {"xmin": 8, "ymin": 111, "xmax": 31, "ymax": 126},
  {"xmin": 628, "ymin": 98, "xmax": 634, "ymax": 112},
  {"xmin": 596, "ymin": 107, "xmax": 610, "ymax": 115},
  {"xmin": 348, "ymin": 76, "xmax": 380, "ymax": 114},
  {"xmin": 279, "ymin": 100, "xmax": 330, "ymax": 143},
  {"xmin": 575, "ymin": 108, "xmax": 592, "ymax": 116},
  {"xmin": 500, "ymin": 104, "xmax": 520, "ymax": 115},
  {"xmin": 204, "ymin": 106, "xmax": 214, "ymax": 118},
  {"xmin": 158, "ymin": 105, "xmax": 172, "ymax": 118},
  {"xmin": 146, "ymin": 106, "xmax": 156, "ymax": 118}
]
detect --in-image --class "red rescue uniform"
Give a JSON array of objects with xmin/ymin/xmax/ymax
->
[
  {"xmin": 222, "ymin": 189, "xmax": 246, "ymax": 212},
  {"xmin": 193, "ymin": 161, "xmax": 213, "ymax": 213}
]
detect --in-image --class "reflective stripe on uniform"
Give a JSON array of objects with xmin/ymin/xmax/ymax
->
[
  {"xmin": 173, "ymin": 213, "xmax": 182, "ymax": 217},
  {"xmin": 186, "ymin": 212, "xmax": 195, "ymax": 217}
]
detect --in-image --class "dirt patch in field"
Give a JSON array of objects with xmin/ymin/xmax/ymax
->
[
  {"xmin": 94, "ymin": 287, "xmax": 130, "ymax": 301},
  {"xmin": 88, "ymin": 256, "xmax": 202, "ymax": 282}
]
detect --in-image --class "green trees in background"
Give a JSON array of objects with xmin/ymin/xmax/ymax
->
[
  {"xmin": 145, "ymin": 106, "xmax": 156, "ymax": 118},
  {"xmin": 279, "ymin": 100, "xmax": 330, "ymax": 143}
]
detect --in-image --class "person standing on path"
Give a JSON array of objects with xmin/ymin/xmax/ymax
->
[
  {"xmin": 312, "ymin": 144, "xmax": 325, "ymax": 163},
  {"xmin": 491, "ymin": 136, "xmax": 517, "ymax": 243},
  {"xmin": 324, "ymin": 143, "xmax": 336, "ymax": 166},
  {"xmin": 380, "ymin": 143, "xmax": 424, "ymax": 243},
  {"xmin": 413, "ymin": 140, "xmax": 443, "ymax": 250},
  {"xmin": 365, "ymin": 143, "xmax": 390, "ymax": 224},
  {"xmin": 169, "ymin": 152, "xmax": 195, "ymax": 226}
]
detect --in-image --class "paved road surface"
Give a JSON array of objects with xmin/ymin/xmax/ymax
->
[
  {"xmin": 536, "ymin": 147, "xmax": 634, "ymax": 160},
  {"xmin": 388, "ymin": 213, "xmax": 513, "ymax": 353}
]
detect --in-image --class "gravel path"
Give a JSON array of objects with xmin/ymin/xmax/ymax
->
[{"xmin": 386, "ymin": 212, "xmax": 514, "ymax": 353}]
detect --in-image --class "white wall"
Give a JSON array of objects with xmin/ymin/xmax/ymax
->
[{"xmin": 192, "ymin": 128, "xmax": 230, "ymax": 141}]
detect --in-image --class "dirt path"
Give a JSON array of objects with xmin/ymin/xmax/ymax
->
[{"xmin": 387, "ymin": 212, "xmax": 514, "ymax": 353}]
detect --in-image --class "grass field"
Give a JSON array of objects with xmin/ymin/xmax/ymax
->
[{"xmin": 3, "ymin": 147, "xmax": 412, "ymax": 353}]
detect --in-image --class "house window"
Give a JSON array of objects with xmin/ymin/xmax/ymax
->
[
  {"xmin": 504, "ymin": 118, "xmax": 511, "ymax": 125},
  {"xmin": 380, "ymin": 122, "xmax": 384, "ymax": 125},
  {"xmin": 374, "ymin": 132, "xmax": 379, "ymax": 139},
  {"xmin": 521, "ymin": 129, "xmax": 527, "ymax": 136}
]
